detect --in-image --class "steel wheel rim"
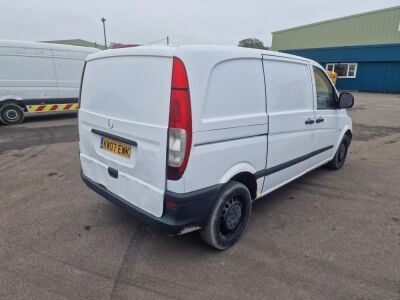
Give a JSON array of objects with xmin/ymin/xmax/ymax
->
[
  {"xmin": 219, "ymin": 196, "xmax": 243, "ymax": 237},
  {"xmin": 5, "ymin": 108, "xmax": 18, "ymax": 121}
]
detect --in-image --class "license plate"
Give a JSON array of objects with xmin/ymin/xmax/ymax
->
[{"xmin": 101, "ymin": 137, "xmax": 131, "ymax": 159}]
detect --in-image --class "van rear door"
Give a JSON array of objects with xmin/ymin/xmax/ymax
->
[{"xmin": 79, "ymin": 49, "xmax": 174, "ymax": 217}]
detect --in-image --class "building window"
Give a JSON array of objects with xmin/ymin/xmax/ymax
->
[{"xmin": 326, "ymin": 63, "xmax": 358, "ymax": 78}]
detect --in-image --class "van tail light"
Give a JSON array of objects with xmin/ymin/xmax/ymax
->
[
  {"xmin": 167, "ymin": 57, "xmax": 192, "ymax": 181},
  {"xmin": 78, "ymin": 62, "xmax": 87, "ymax": 109}
]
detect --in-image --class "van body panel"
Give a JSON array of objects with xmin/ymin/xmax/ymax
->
[
  {"xmin": 53, "ymin": 49, "xmax": 92, "ymax": 98},
  {"xmin": 200, "ymin": 58, "xmax": 266, "ymax": 129},
  {"xmin": 174, "ymin": 47, "xmax": 268, "ymax": 134},
  {"xmin": 79, "ymin": 54, "xmax": 173, "ymax": 217},
  {"xmin": 0, "ymin": 39, "xmax": 97, "ymax": 115},
  {"xmin": 192, "ymin": 123, "xmax": 268, "ymax": 146},
  {"xmin": 0, "ymin": 47, "xmax": 58, "ymax": 100},
  {"xmin": 167, "ymin": 48, "xmax": 268, "ymax": 193},
  {"xmin": 183, "ymin": 133, "xmax": 267, "ymax": 194}
]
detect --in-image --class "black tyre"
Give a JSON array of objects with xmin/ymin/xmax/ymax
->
[
  {"xmin": 327, "ymin": 135, "xmax": 350, "ymax": 170},
  {"xmin": 200, "ymin": 181, "xmax": 252, "ymax": 250},
  {"xmin": 0, "ymin": 103, "xmax": 25, "ymax": 125}
]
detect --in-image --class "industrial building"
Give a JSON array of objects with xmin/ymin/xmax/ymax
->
[
  {"xmin": 42, "ymin": 39, "xmax": 140, "ymax": 50},
  {"xmin": 42, "ymin": 39, "xmax": 106, "ymax": 50},
  {"xmin": 272, "ymin": 6, "xmax": 400, "ymax": 93}
]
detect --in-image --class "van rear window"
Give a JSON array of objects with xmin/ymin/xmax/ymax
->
[{"xmin": 80, "ymin": 56, "xmax": 172, "ymax": 126}]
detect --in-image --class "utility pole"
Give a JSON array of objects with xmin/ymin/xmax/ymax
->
[
  {"xmin": 101, "ymin": 17, "xmax": 107, "ymax": 49},
  {"xmin": 167, "ymin": 36, "xmax": 169, "ymax": 46}
]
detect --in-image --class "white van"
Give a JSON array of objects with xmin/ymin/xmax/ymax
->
[
  {"xmin": 79, "ymin": 46, "xmax": 354, "ymax": 249},
  {"xmin": 0, "ymin": 39, "xmax": 98, "ymax": 125}
]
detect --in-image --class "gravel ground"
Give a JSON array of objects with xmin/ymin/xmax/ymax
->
[{"xmin": 0, "ymin": 93, "xmax": 399, "ymax": 299}]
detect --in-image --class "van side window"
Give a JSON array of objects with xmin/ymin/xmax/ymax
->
[{"xmin": 313, "ymin": 67, "xmax": 336, "ymax": 109}]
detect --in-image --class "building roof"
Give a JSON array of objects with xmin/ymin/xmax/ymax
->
[
  {"xmin": 0, "ymin": 39, "xmax": 99, "ymax": 53},
  {"xmin": 273, "ymin": 5, "xmax": 400, "ymax": 34},
  {"xmin": 110, "ymin": 43, "xmax": 140, "ymax": 49},
  {"xmin": 272, "ymin": 5, "xmax": 400, "ymax": 51},
  {"xmin": 41, "ymin": 39, "xmax": 106, "ymax": 50}
]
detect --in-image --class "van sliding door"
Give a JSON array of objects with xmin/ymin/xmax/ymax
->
[{"xmin": 261, "ymin": 57, "xmax": 316, "ymax": 194}]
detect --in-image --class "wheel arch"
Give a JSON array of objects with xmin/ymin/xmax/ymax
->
[
  {"xmin": 0, "ymin": 98, "xmax": 27, "ymax": 111},
  {"xmin": 344, "ymin": 129, "xmax": 352, "ymax": 144},
  {"xmin": 219, "ymin": 163, "xmax": 258, "ymax": 200},
  {"xmin": 335, "ymin": 125, "xmax": 352, "ymax": 150}
]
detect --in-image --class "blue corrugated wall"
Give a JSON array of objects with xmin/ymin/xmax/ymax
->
[{"xmin": 282, "ymin": 44, "xmax": 400, "ymax": 93}]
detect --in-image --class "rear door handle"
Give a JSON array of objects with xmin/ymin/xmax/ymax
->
[
  {"xmin": 316, "ymin": 117, "xmax": 325, "ymax": 123},
  {"xmin": 305, "ymin": 118, "xmax": 315, "ymax": 125},
  {"xmin": 108, "ymin": 167, "xmax": 118, "ymax": 179}
]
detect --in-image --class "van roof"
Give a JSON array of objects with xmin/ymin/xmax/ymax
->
[
  {"xmin": 86, "ymin": 45, "xmax": 314, "ymax": 63},
  {"xmin": 0, "ymin": 39, "xmax": 99, "ymax": 53}
]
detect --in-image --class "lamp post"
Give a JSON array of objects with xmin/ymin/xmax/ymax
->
[{"xmin": 101, "ymin": 17, "xmax": 107, "ymax": 49}]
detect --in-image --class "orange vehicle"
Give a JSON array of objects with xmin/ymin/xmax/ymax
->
[{"xmin": 327, "ymin": 70, "xmax": 337, "ymax": 85}]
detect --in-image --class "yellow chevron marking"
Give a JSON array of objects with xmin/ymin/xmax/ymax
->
[
  {"xmin": 42, "ymin": 105, "xmax": 53, "ymax": 112},
  {"xmin": 27, "ymin": 105, "xmax": 39, "ymax": 112},
  {"xmin": 27, "ymin": 103, "xmax": 79, "ymax": 113}
]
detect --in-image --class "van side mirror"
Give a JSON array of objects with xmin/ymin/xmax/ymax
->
[{"xmin": 338, "ymin": 92, "xmax": 354, "ymax": 109}]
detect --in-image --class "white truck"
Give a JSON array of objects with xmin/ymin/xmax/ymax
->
[
  {"xmin": 79, "ymin": 46, "xmax": 354, "ymax": 249},
  {"xmin": 0, "ymin": 39, "xmax": 98, "ymax": 125}
]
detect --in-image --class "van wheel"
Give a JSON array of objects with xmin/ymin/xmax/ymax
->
[
  {"xmin": 0, "ymin": 103, "xmax": 25, "ymax": 125},
  {"xmin": 200, "ymin": 181, "xmax": 252, "ymax": 250},
  {"xmin": 327, "ymin": 135, "xmax": 349, "ymax": 170}
]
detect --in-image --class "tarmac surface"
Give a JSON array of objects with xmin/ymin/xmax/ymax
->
[{"xmin": 0, "ymin": 94, "xmax": 399, "ymax": 299}]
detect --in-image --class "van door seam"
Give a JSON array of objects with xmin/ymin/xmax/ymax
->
[{"xmin": 261, "ymin": 55, "xmax": 269, "ymax": 192}]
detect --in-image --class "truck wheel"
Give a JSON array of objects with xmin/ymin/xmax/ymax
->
[
  {"xmin": 0, "ymin": 103, "xmax": 25, "ymax": 125},
  {"xmin": 200, "ymin": 181, "xmax": 252, "ymax": 250},
  {"xmin": 327, "ymin": 135, "xmax": 349, "ymax": 170}
]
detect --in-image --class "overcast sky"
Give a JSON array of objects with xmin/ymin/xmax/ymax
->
[{"xmin": 1, "ymin": 0, "xmax": 398, "ymax": 47}]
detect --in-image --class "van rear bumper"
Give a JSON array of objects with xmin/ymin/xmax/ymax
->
[{"xmin": 81, "ymin": 172, "xmax": 222, "ymax": 235}]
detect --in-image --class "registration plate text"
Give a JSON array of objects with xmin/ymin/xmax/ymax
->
[{"xmin": 101, "ymin": 137, "xmax": 131, "ymax": 159}]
